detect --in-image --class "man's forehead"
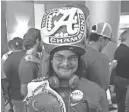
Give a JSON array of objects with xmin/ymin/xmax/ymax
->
[{"xmin": 54, "ymin": 50, "xmax": 76, "ymax": 56}]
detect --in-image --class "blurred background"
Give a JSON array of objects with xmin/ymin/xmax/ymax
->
[{"xmin": 1, "ymin": 1, "xmax": 129, "ymax": 61}]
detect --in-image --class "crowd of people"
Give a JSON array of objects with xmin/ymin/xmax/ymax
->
[{"xmin": 1, "ymin": 4, "xmax": 129, "ymax": 112}]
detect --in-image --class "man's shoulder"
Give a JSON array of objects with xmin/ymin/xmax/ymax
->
[
  {"xmin": 83, "ymin": 51, "xmax": 109, "ymax": 67},
  {"xmin": 19, "ymin": 55, "xmax": 39, "ymax": 70},
  {"xmin": 3, "ymin": 52, "xmax": 14, "ymax": 65},
  {"xmin": 5, "ymin": 51, "xmax": 24, "ymax": 59},
  {"xmin": 84, "ymin": 47, "xmax": 106, "ymax": 60},
  {"xmin": 115, "ymin": 44, "xmax": 129, "ymax": 59},
  {"xmin": 100, "ymin": 52, "xmax": 109, "ymax": 60},
  {"xmin": 24, "ymin": 54, "xmax": 40, "ymax": 64},
  {"xmin": 16, "ymin": 50, "xmax": 26, "ymax": 55},
  {"xmin": 78, "ymin": 78, "xmax": 105, "ymax": 102},
  {"xmin": 83, "ymin": 47, "xmax": 99, "ymax": 64},
  {"xmin": 20, "ymin": 57, "xmax": 35, "ymax": 68},
  {"xmin": 115, "ymin": 44, "xmax": 128, "ymax": 54},
  {"xmin": 79, "ymin": 78, "xmax": 103, "ymax": 92},
  {"xmin": 2, "ymin": 51, "xmax": 13, "ymax": 61},
  {"xmin": 85, "ymin": 47, "xmax": 99, "ymax": 55}
]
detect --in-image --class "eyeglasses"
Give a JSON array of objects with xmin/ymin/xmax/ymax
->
[{"xmin": 53, "ymin": 55, "xmax": 78, "ymax": 62}]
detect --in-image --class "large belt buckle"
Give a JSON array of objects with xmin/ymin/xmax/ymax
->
[{"xmin": 24, "ymin": 80, "xmax": 66, "ymax": 112}]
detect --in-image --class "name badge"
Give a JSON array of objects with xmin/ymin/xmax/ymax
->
[{"xmin": 70, "ymin": 90, "xmax": 83, "ymax": 102}]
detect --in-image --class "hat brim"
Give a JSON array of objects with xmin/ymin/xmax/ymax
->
[
  {"xmin": 106, "ymin": 37, "xmax": 116, "ymax": 43},
  {"xmin": 110, "ymin": 38, "xmax": 117, "ymax": 43},
  {"xmin": 50, "ymin": 45, "xmax": 86, "ymax": 56},
  {"xmin": 91, "ymin": 32, "xmax": 117, "ymax": 43}
]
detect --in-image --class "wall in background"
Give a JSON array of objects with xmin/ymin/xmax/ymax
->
[
  {"xmin": 44, "ymin": 1, "xmax": 85, "ymax": 11},
  {"xmin": 1, "ymin": 1, "xmax": 8, "ymax": 56},
  {"xmin": 34, "ymin": 4, "xmax": 45, "ymax": 29},
  {"xmin": 6, "ymin": 1, "xmax": 35, "ymax": 41}
]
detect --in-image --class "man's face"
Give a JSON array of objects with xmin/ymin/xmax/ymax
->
[
  {"xmin": 37, "ymin": 41, "xmax": 43, "ymax": 52},
  {"xmin": 99, "ymin": 37, "xmax": 110, "ymax": 52},
  {"xmin": 119, "ymin": 35, "xmax": 127, "ymax": 43},
  {"xmin": 51, "ymin": 50, "xmax": 78, "ymax": 79}
]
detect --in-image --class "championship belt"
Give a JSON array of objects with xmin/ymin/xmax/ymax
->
[{"xmin": 24, "ymin": 78, "xmax": 66, "ymax": 112}]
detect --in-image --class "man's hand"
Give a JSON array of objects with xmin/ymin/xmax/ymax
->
[
  {"xmin": 3, "ymin": 94, "xmax": 10, "ymax": 105},
  {"xmin": 109, "ymin": 60, "xmax": 117, "ymax": 70},
  {"xmin": 21, "ymin": 84, "xmax": 28, "ymax": 98}
]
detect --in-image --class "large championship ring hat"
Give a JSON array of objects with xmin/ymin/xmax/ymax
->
[{"xmin": 41, "ymin": 5, "xmax": 89, "ymax": 55}]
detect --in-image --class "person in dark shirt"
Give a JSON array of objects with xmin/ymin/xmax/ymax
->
[
  {"xmin": 114, "ymin": 29, "xmax": 129, "ymax": 112},
  {"xmin": 19, "ymin": 28, "xmax": 42, "ymax": 99},
  {"xmin": 1, "ymin": 39, "xmax": 16, "ymax": 112},
  {"xmin": 3, "ymin": 37, "xmax": 26, "ymax": 112},
  {"xmin": 1, "ymin": 61, "xmax": 8, "ymax": 112},
  {"xmin": 125, "ymin": 85, "xmax": 129, "ymax": 112}
]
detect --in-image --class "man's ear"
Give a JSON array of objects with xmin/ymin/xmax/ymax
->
[
  {"xmin": 12, "ymin": 48, "xmax": 15, "ymax": 52},
  {"xmin": 99, "ymin": 36, "xmax": 104, "ymax": 42},
  {"xmin": 36, "ymin": 39, "xmax": 40, "ymax": 44}
]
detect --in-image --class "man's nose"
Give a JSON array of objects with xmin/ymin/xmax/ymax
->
[{"xmin": 62, "ymin": 58, "xmax": 70, "ymax": 66}]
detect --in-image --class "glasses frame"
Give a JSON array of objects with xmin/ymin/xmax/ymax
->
[{"xmin": 53, "ymin": 54, "xmax": 78, "ymax": 63}]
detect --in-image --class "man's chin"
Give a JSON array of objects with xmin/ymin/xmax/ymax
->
[{"xmin": 58, "ymin": 73, "xmax": 72, "ymax": 79}]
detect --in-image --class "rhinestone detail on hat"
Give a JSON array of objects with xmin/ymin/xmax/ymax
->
[{"xmin": 41, "ymin": 7, "xmax": 85, "ymax": 45}]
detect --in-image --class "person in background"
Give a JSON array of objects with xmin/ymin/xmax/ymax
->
[
  {"xmin": 1, "ymin": 39, "xmax": 18, "ymax": 112},
  {"xmin": 83, "ymin": 22, "xmax": 117, "ymax": 91},
  {"xmin": 114, "ymin": 29, "xmax": 129, "ymax": 112},
  {"xmin": 1, "ymin": 61, "xmax": 9, "ymax": 112},
  {"xmin": 19, "ymin": 28, "xmax": 42, "ymax": 99},
  {"xmin": 3, "ymin": 37, "xmax": 26, "ymax": 112},
  {"xmin": 125, "ymin": 85, "xmax": 129, "ymax": 112},
  {"xmin": 1, "ymin": 40, "xmax": 14, "ymax": 64}
]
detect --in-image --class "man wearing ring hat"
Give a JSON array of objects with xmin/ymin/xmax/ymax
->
[{"xmin": 24, "ymin": 6, "xmax": 109, "ymax": 112}]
